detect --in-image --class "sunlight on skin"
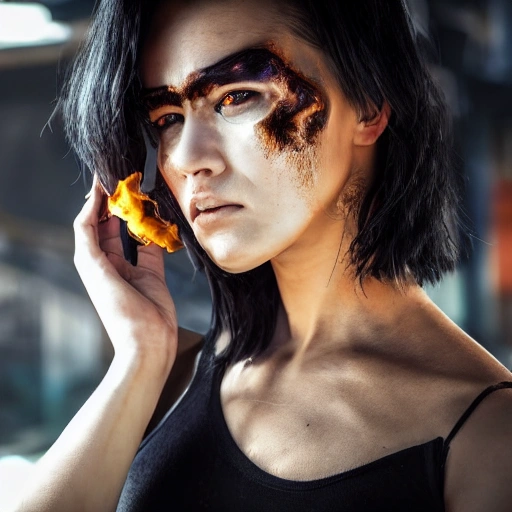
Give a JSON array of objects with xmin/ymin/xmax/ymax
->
[
  {"xmin": 0, "ymin": 456, "xmax": 35, "ymax": 510},
  {"xmin": 141, "ymin": 19, "xmax": 365, "ymax": 275}
]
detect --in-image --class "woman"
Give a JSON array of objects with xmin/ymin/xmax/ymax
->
[{"xmin": 17, "ymin": 0, "xmax": 512, "ymax": 510}]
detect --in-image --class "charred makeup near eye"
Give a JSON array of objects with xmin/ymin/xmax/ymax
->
[{"xmin": 142, "ymin": 47, "xmax": 330, "ymax": 181}]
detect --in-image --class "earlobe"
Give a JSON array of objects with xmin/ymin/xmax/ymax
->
[{"xmin": 354, "ymin": 101, "xmax": 391, "ymax": 147}]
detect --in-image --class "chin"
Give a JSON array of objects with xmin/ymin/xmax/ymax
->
[
  {"xmin": 204, "ymin": 243, "xmax": 268, "ymax": 275},
  {"xmin": 209, "ymin": 254, "xmax": 263, "ymax": 275}
]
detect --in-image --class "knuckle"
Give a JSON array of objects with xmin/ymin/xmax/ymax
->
[
  {"xmin": 72, "ymin": 213, "xmax": 84, "ymax": 231},
  {"xmin": 73, "ymin": 252, "xmax": 83, "ymax": 272}
]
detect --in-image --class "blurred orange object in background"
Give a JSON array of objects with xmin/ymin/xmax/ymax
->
[{"xmin": 494, "ymin": 180, "xmax": 512, "ymax": 294}]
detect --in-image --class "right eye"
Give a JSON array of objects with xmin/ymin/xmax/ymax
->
[{"xmin": 151, "ymin": 113, "xmax": 184, "ymax": 131}]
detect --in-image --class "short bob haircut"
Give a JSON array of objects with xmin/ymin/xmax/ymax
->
[{"xmin": 59, "ymin": 0, "xmax": 470, "ymax": 364}]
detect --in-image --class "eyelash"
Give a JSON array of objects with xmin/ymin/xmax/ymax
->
[
  {"xmin": 151, "ymin": 113, "xmax": 184, "ymax": 132},
  {"xmin": 214, "ymin": 90, "xmax": 260, "ymax": 114},
  {"xmin": 151, "ymin": 90, "xmax": 260, "ymax": 131}
]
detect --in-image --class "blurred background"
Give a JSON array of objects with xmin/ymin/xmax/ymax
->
[{"xmin": 0, "ymin": 0, "xmax": 510, "ymax": 476}]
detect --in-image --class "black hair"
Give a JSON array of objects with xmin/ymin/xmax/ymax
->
[{"xmin": 58, "ymin": 0, "xmax": 470, "ymax": 365}]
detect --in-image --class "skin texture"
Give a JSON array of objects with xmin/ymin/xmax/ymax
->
[
  {"xmin": 141, "ymin": 1, "xmax": 512, "ymax": 508},
  {"xmin": 141, "ymin": 0, "xmax": 376, "ymax": 275}
]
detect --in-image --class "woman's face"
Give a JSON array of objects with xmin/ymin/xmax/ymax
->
[{"xmin": 141, "ymin": 0, "xmax": 366, "ymax": 273}]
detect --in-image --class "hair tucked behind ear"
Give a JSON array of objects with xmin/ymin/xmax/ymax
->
[{"xmin": 58, "ymin": 0, "xmax": 469, "ymax": 367}]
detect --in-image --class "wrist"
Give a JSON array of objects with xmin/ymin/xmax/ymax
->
[{"xmin": 110, "ymin": 333, "xmax": 177, "ymax": 391}]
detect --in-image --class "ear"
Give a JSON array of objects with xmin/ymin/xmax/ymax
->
[{"xmin": 353, "ymin": 101, "xmax": 391, "ymax": 147}]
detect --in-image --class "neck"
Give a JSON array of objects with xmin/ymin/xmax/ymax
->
[{"xmin": 269, "ymin": 213, "xmax": 426, "ymax": 360}]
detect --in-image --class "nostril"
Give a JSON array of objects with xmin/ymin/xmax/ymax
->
[{"xmin": 193, "ymin": 168, "xmax": 213, "ymax": 177}]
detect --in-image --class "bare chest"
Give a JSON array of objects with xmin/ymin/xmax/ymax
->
[{"xmin": 219, "ymin": 361, "xmax": 454, "ymax": 481}]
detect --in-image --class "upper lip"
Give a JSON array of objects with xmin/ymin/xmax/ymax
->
[{"xmin": 190, "ymin": 195, "xmax": 242, "ymax": 222}]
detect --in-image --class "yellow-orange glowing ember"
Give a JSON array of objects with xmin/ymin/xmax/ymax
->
[{"xmin": 107, "ymin": 172, "xmax": 183, "ymax": 253}]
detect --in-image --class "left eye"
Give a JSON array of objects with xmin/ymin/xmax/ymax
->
[
  {"xmin": 214, "ymin": 90, "xmax": 274, "ymax": 124},
  {"xmin": 215, "ymin": 91, "xmax": 259, "ymax": 113}
]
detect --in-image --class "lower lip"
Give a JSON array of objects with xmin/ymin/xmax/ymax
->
[{"xmin": 194, "ymin": 205, "xmax": 243, "ymax": 227}]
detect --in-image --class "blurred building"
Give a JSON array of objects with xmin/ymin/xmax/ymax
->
[
  {"xmin": 0, "ymin": 0, "xmax": 511, "ymax": 462},
  {"xmin": 424, "ymin": 0, "xmax": 512, "ymax": 358}
]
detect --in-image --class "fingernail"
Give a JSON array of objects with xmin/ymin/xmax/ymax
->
[
  {"xmin": 98, "ymin": 212, "xmax": 112, "ymax": 223},
  {"xmin": 85, "ymin": 173, "xmax": 100, "ymax": 199},
  {"xmin": 98, "ymin": 193, "xmax": 110, "ymax": 222}
]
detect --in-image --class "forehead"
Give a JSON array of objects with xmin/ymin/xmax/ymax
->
[{"xmin": 140, "ymin": 0, "xmax": 305, "ymax": 89}]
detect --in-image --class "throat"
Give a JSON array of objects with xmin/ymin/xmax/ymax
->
[{"xmin": 270, "ymin": 276, "xmax": 425, "ymax": 360}]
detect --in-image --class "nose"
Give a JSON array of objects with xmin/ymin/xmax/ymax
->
[{"xmin": 161, "ymin": 114, "xmax": 226, "ymax": 179}]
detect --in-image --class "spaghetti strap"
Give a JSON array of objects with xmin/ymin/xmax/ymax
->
[{"xmin": 444, "ymin": 381, "xmax": 512, "ymax": 449}]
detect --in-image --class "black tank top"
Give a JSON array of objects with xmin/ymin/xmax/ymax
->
[{"xmin": 116, "ymin": 343, "xmax": 512, "ymax": 511}]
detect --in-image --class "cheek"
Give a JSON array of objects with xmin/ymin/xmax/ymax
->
[
  {"xmin": 158, "ymin": 152, "xmax": 174, "ymax": 192},
  {"xmin": 258, "ymin": 85, "xmax": 329, "ymax": 151},
  {"xmin": 157, "ymin": 151, "xmax": 189, "ymax": 217},
  {"xmin": 255, "ymin": 75, "xmax": 330, "ymax": 190}
]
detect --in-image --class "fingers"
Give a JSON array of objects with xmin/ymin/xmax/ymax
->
[
  {"xmin": 74, "ymin": 173, "xmax": 165, "ymax": 280},
  {"xmin": 77, "ymin": 175, "xmax": 105, "ymax": 227},
  {"xmin": 71, "ymin": 175, "xmax": 176, "ymax": 362},
  {"xmin": 74, "ymin": 174, "xmax": 112, "ymax": 268}
]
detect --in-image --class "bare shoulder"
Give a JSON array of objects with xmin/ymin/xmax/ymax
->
[
  {"xmin": 406, "ymin": 295, "xmax": 511, "ymax": 395},
  {"xmin": 383, "ymin": 295, "xmax": 511, "ymax": 443},
  {"xmin": 443, "ymin": 382, "xmax": 512, "ymax": 512},
  {"xmin": 410, "ymin": 301, "xmax": 512, "ymax": 510},
  {"xmin": 144, "ymin": 327, "xmax": 203, "ymax": 436}
]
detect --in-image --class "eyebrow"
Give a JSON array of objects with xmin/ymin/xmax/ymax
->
[{"xmin": 141, "ymin": 47, "xmax": 281, "ymax": 112}]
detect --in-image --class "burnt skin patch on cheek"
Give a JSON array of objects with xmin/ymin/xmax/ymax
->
[
  {"xmin": 254, "ymin": 52, "xmax": 330, "ymax": 188},
  {"xmin": 259, "ymin": 66, "xmax": 328, "ymax": 151}
]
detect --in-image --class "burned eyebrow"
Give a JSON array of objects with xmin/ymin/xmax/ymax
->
[
  {"xmin": 141, "ymin": 47, "xmax": 282, "ymax": 111},
  {"xmin": 184, "ymin": 47, "xmax": 280, "ymax": 100},
  {"xmin": 141, "ymin": 87, "xmax": 182, "ymax": 112}
]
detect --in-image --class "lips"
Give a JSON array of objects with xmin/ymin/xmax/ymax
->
[{"xmin": 190, "ymin": 195, "xmax": 243, "ymax": 222}]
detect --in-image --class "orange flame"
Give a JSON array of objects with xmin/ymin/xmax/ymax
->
[{"xmin": 107, "ymin": 172, "xmax": 183, "ymax": 253}]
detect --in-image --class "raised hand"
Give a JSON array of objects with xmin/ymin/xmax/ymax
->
[
  {"xmin": 73, "ymin": 174, "xmax": 179, "ymax": 372},
  {"xmin": 17, "ymin": 176, "xmax": 182, "ymax": 512}
]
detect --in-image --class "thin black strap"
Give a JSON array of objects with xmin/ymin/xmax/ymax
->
[{"xmin": 444, "ymin": 381, "xmax": 512, "ymax": 448}]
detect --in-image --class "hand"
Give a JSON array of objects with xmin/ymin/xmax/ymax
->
[{"xmin": 73, "ymin": 175, "xmax": 178, "ymax": 372}]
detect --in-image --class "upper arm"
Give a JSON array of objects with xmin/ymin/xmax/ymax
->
[
  {"xmin": 444, "ymin": 387, "xmax": 512, "ymax": 512},
  {"xmin": 144, "ymin": 327, "xmax": 203, "ymax": 436}
]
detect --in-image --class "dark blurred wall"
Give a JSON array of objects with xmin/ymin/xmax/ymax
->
[
  {"xmin": 427, "ymin": 0, "xmax": 512, "ymax": 354},
  {"xmin": 0, "ymin": 63, "xmax": 84, "ymax": 227}
]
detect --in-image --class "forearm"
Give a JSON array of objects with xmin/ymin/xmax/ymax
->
[
  {"xmin": 12, "ymin": 177, "xmax": 179, "ymax": 511},
  {"xmin": 16, "ymin": 349, "xmax": 171, "ymax": 512}
]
